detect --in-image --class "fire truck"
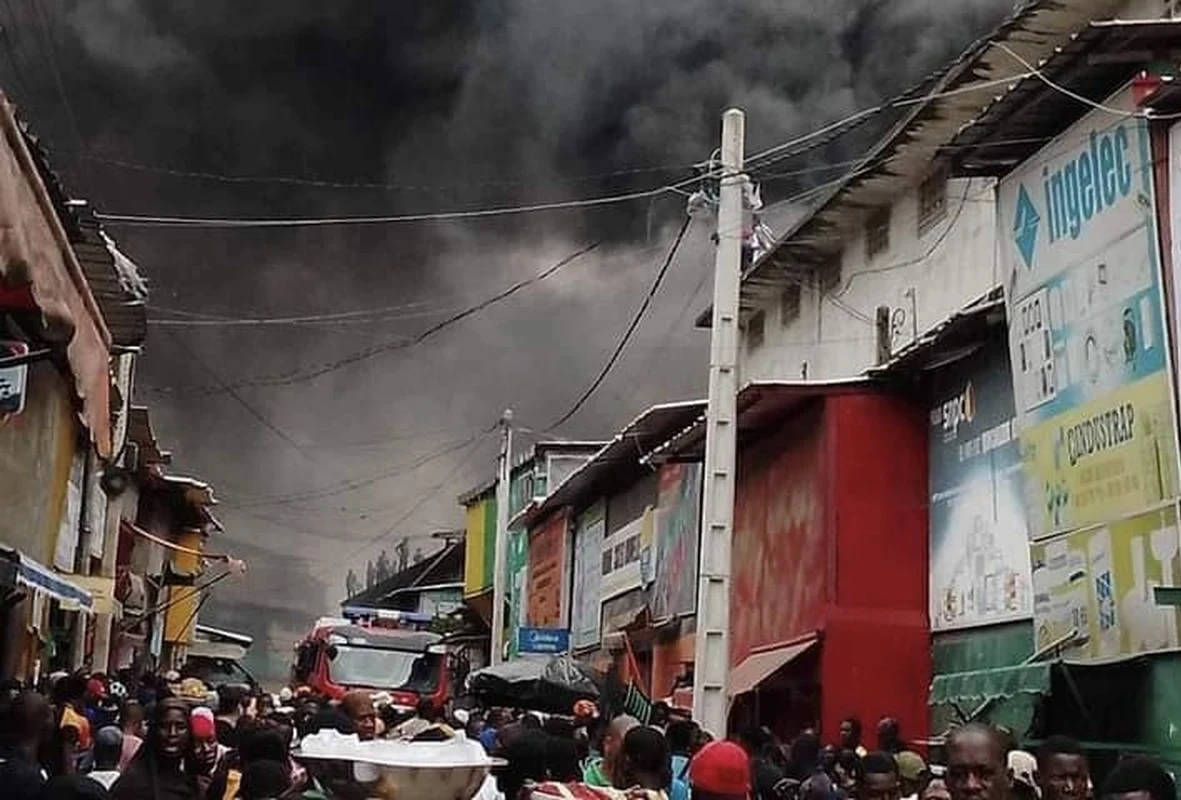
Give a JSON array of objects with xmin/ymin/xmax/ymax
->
[{"xmin": 292, "ymin": 610, "xmax": 455, "ymax": 710}]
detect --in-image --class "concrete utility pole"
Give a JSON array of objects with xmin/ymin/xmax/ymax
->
[
  {"xmin": 693, "ymin": 108, "xmax": 745, "ymax": 735},
  {"xmin": 490, "ymin": 408, "xmax": 513, "ymax": 665}
]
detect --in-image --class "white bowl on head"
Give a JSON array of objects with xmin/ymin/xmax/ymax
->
[
  {"xmin": 298, "ymin": 731, "xmax": 500, "ymax": 800},
  {"xmin": 370, "ymin": 760, "xmax": 493, "ymax": 800}
]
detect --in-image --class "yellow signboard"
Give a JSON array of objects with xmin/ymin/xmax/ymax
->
[
  {"xmin": 1031, "ymin": 504, "xmax": 1181, "ymax": 660},
  {"xmin": 1020, "ymin": 371, "xmax": 1178, "ymax": 535}
]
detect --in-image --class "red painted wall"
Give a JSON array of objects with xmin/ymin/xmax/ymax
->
[
  {"xmin": 731, "ymin": 403, "xmax": 827, "ymax": 665},
  {"xmin": 823, "ymin": 392, "xmax": 930, "ymax": 745},
  {"xmin": 727, "ymin": 390, "xmax": 930, "ymax": 743}
]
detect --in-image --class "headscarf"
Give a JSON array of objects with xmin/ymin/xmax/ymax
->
[{"xmin": 110, "ymin": 698, "xmax": 199, "ymax": 800}]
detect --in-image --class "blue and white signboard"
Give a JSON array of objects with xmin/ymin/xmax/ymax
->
[{"xmin": 517, "ymin": 626, "xmax": 570, "ymax": 655}]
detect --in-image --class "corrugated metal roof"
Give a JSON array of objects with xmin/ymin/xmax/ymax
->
[
  {"xmin": 456, "ymin": 440, "xmax": 605, "ymax": 505},
  {"xmin": 697, "ymin": 0, "xmax": 1131, "ymax": 326},
  {"xmin": 647, "ymin": 380, "xmax": 875, "ymax": 462},
  {"xmin": 868, "ymin": 286, "xmax": 1006, "ymax": 376},
  {"xmin": 69, "ymin": 202, "xmax": 147, "ymax": 347},
  {"xmin": 517, "ymin": 399, "xmax": 706, "ymax": 528},
  {"xmin": 342, "ymin": 540, "xmax": 464, "ymax": 608},
  {"xmin": 949, "ymin": 20, "xmax": 1181, "ymax": 175}
]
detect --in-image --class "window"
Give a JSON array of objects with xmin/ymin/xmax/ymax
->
[
  {"xmin": 624, "ymin": 535, "xmax": 640, "ymax": 563},
  {"xmin": 865, "ymin": 207, "xmax": 890, "ymax": 258},
  {"xmin": 602, "ymin": 550, "xmax": 613, "ymax": 576},
  {"xmin": 918, "ymin": 166, "xmax": 948, "ymax": 233},
  {"xmin": 780, "ymin": 284, "xmax": 801, "ymax": 326},
  {"xmin": 745, "ymin": 310, "xmax": 766, "ymax": 351}
]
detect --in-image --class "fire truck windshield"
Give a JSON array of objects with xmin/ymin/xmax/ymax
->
[{"xmin": 330, "ymin": 644, "xmax": 441, "ymax": 692}]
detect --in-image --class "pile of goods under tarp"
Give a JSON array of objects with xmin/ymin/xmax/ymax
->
[{"xmin": 466, "ymin": 655, "xmax": 602, "ymax": 715}]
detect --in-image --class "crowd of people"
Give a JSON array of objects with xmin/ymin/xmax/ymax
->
[{"xmin": 0, "ymin": 672, "xmax": 1176, "ymax": 800}]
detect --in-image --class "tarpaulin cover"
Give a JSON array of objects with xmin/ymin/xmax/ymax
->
[
  {"xmin": 929, "ymin": 662, "xmax": 1051, "ymax": 705},
  {"xmin": 467, "ymin": 655, "xmax": 602, "ymax": 715}
]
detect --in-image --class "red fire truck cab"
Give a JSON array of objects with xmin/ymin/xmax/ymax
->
[{"xmin": 293, "ymin": 615, "xmax": 451, "ymax": 710}]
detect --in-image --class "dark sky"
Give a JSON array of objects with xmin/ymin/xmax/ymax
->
[{"xmin": 0, "ymin": 0, "xmax": 1015, "ymax": 677}]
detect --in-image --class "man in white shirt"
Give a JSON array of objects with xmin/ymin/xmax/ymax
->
[{"xmin": 87, "ymin": 726, "xmax": 124, "ymax": 790}]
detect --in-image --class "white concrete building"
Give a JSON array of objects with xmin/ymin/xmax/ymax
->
[{"xmin": 719, "ymin": 0, "xmax": 1173, "ymax": 380}]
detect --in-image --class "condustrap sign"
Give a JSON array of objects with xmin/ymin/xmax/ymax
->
[{"xmin": 998, "ymin": 85, "xmax": 1180, "ymax": 538}]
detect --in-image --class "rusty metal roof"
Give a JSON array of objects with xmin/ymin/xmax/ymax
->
[
  {"xmin": 646, "ymin": 380, "xmax": 875, "ymax": 463},
  {"xmin": 516, "ymin": 399, "xmax": 706, "ymax": 528},
  {"xmin": 698, "ymin": 0, "xmax": 1131, "ymax": 327},
  {"xmin": 949, "ymin": 20, "xmax": 1181, "ymax": 176}
]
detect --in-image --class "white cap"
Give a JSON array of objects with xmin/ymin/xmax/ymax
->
[
  {"xmin": 453, "ymin": 709, "xmax": 470, "ymax": 726},
  {"xmin": 279, "ymin": 687, "xmax": 294, "ymax": 703},
  {"xmin": 1008, "ymin": 750, "xmax": 1040, "ymax": 794}
]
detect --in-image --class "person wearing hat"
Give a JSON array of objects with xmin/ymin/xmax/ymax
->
[
  {"xmin": 1007, "ymin": 751, "xmax": 1040, "ymax": 800},
  {"xmin": 690, "ymin": 740, "xmax": 752, "ymax": 800},
  {"xmin": 896, "ymin": 751, "xmax": 928, "ymax": 800},
  {"xmin": 89, "ymin": 726, "xmax": 125, "ymax": 789}
]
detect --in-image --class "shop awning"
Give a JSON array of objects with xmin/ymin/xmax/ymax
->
[
  {"xmin": 15, "ymin": 552, "xmax": 94, "ymax": 612},
  {"xmin": 730, "ymin": 635, "xmax": 818, "ymax": 697},
  {"xmin": 930, "ymin": 663, "xmax": 1052, "ymax": 705}
]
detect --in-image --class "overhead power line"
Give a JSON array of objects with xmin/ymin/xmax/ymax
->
[
  {"xmin": 144, "ymin": 239, "xmax": 608, "ymax": 397},
  {"xmin": 326, "ymin": 434, "xmax": 491, "ymax": 569},
  {"xmin": 224, "ymin": 431, "xmax": 493, "ymax": 509},
  {"xmin": 92, "ymin": 69, "xmax": 1041, "ymax": 230},
  {"xmin": 94, "ymin": 181, "xmax": 699, "ymax": 229},
  {"xmin": 78, "ymin": 151, "xmax": 700, "ymax": 191},
  {"xmin": 165, "ymin": 329, "xmax": 320, "ymax": 464},
  {"xmin": 546, "ymin": 216, "xmax": 693, "ymax": 432}
]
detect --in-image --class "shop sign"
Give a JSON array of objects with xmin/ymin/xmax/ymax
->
[
  {"xmin": 526, "ymin": 512, "xmax": 568, "ymax": 628},
  {"xmin": 518, "ymin": 626, "xmax": 570, "ymax": 655},
  {"xmin": 506, "ymin": 528, "xmax": 528, "ymax": 658},
  {"xmin": 1031, "ymin": 504, "xmax": 1181, "ymax": 660},
  {"xmin": 999, "ymin": 86, "xmax": 1180, "ymax": 538},
  {"xmin": 929, "ymin": 345, "xmax": 1032, "ymax": 631},
  {"xmin": 0, "ymin": 339, "xmax": 28, "ymax": 418},
  {"xmin": 600, "ymin": 511, "xmax": 647, "ymax": 602},
  {"xmin": 649, "ymin": 463, "xmax": 702, "ymax": 620},
  {"xmin": 571, "ymin": 505, "xmax": 604, "ymax": 649}
]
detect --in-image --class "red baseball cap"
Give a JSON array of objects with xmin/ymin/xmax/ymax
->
[
  {"xmin": 86, "ymin": 678, "xmax": 107, "ymax": 699},
  {"xmin": 690, "ymin": 741, "xmax": 751, "ymax": 798}
]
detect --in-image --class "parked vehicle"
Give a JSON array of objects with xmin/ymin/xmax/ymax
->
[
  {"xmin": 293, "ymin": 615, "xmax": 453, "ymax": 710},
  {"xmin": 183, "ymin": 623, "xmax": 260, "ymax": 689}
]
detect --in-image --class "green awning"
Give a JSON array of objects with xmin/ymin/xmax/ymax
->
[{"xmin": 930, "ymin": 662, "xmax": 1052, "ymax": 705}]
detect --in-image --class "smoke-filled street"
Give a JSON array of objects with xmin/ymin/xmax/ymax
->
[{"xmin": 4, "ymin": 2, "xmax": 1181, "ymax": 799}]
